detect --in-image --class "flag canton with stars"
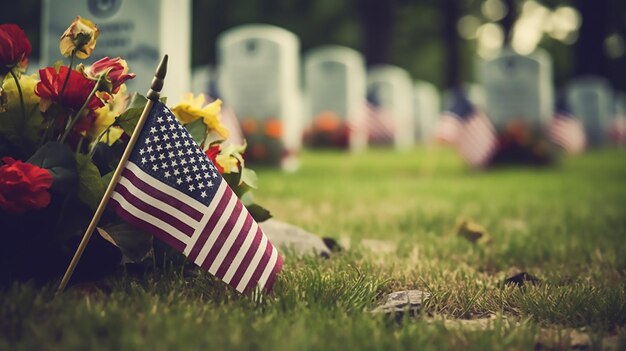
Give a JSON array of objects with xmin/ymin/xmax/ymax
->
[
  {"xmin": 446, "ymin": 90, "xmax": 475, "ymax": 120},
  {"xmin": 129, "ymin": 102, "xmax": 220, "ymax": 206}
]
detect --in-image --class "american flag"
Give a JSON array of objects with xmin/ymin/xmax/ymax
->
[
  {"xmin": 345, "ymin": 102, "xmax": 394, "ymax": 145},
  {"xmin": 109, "ymin": 101, "xmax": 283, "ymax": 293},
  {"xmin": 609, "ymin": 116, "xmax": 626, "ymax": 144},
  {"xmin": 363, "ymin": 90, "xmax": 395, "ymax": 145},
  {"xmin": 548, "ymin": 99, "xmax": 586, "ymax": 154},
  {"xmin": 434, "ymin": 111, "xmax": 462, "ymax": 144},
  {"xmin": 436, "ymin": 90, "xmax": 497, "ymax": 168}
]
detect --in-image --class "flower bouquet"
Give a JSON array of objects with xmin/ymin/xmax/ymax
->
[
  {"xmin": 303, "ymin": 111, "xmax": 350, "ymax": 149},
  {"xmin": 240, "ymin": 117, "xmax": 286, "ymax": 166},
  {"xmin": 489, "ymin": 120, "xmax": 556, "ymax": 167},
  {"xmin": 0, "ymin": 18, "xmax": 269, "ymax": 284}
]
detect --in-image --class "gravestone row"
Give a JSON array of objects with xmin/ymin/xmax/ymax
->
[{"xmin": 41, "ymin": 3, "xmax": 623, "ymax": 169}]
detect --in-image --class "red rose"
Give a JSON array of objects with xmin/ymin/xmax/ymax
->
[
  {"xmin": 0, "ymin": 157, "xmax": 53, "ymax": 215},
  {"xmin": 35, "ymin": 66, "xmax": 104, "ymax": 112},
  {"xmin": 35, "ymin": 66, "xmax": 104, "ymax": 134},
  {"xmin": 82, "ymin": 57, "xmax": 135, "ymax": 94},
  {"xmin": 205, "ymin": 144, "xmax": 224, "ymax": 174},
  {"xmin": 0, "ymin": 24, "xmax": 31, "ymax": 74}
]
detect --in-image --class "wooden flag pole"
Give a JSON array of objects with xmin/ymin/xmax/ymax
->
[{"xmin": 56, "ymin": 55, "xmax": 169, "ymax": 294}]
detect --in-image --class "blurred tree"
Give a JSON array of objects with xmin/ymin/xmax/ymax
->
[
  {"xmin": 356, "ymin": 0, "xmax": 394, "ymax": 66},
  {"xmin": 442, "ymin": 0, "xmax": 461, "ymax": 88},
  {"xmin": 574, "ymin": 0, "xmax": 608, "ymax": 77},
  {"xmin": 1, "ymin": 0, "xmax": 624, "ymax": 91}
]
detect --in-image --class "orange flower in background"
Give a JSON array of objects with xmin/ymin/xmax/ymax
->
[
  {"xmin": 313, "ymin": 111, "xmax": 341, "ymax": 132},
  {"xmin": 0, "ymin": 157, "xmax": 53, "ymax": 214},
  {"xmin": 80, "ymin": 56, "xmax": 135, "ymax": 94},
  {"xmin": 264, "ymin": 119, "xmax": 282, "ymax": 139},
  {"xmin": 505, "ymin": 120, "xmax": 530, "ymax": 145},
  {"xmin": 0, "ymin": 24, "xmax": 31, "ymax": 75},
  {"xmin": 35, "ymin": 66, "xmax": 104, "ymax": 113},
  {"xmin": 59, "ymin": 16, "xmax": 99, "ymax": 59},
  {"xmin": 241, "ymin": 118, "xmax": 257, "ymax": 135}
]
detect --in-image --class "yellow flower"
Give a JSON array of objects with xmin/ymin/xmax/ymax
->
[
  {"xmin": 215, "ymin": 142, "xmax": 246, "ymax": 174},
  {"xmin": 89, "ymin": 85, "xmax": 128, "ymax": 145},
  {"xmin": 1, "ymin": 73, "xmax": 39, "ymax": 112},
  {"xmin": 171, "ymin": 94, "xmax": 229, "ymax": 139},
  {"xmin": 59, "ymin": 17, "xmax": 99, "ymax": 59},
  {"xmin": 216, "ymin": 154, "xmax": 239, "ymax": 174}
]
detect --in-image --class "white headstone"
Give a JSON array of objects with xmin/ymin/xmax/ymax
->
[
  {"xmin": 41, "ymin": 0, "xmax": 191, "ymax": 104},
  {"xmin": 190, "ymin": 65, "xmax": 213, "ymax": 95},
  {"xmin": 366, "ymin": 65, "xmax": 414, "ymax": 150},
  {"xmin": 480, "ymin": 48, "xmax": 553, "ymax": 129},
  {"xmin": 304, "ymin": 45, "xmax": 367, "ymax": 151},
  {"xmin": 413, "ymin": 81, "xmax": 440, "ymax": 142},
  {"xmin": 466, "ymin": 83, "xmax": 487, "ymax": 110},
  {"xmin": 566, "ymin": 76, "xmax": 614, "ymax": 145},
  {"xmin": 217, "ymin": 24, "xmax": 301, "ymax": 168}
]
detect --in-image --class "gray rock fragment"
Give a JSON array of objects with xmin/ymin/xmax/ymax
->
[
  {"xmin": 370, "ymin": 290, "xmax": 431, "ymax": 320},
  {"xmin": 259, "ymin": 219, "xmax": 331, "ymax": 257}
]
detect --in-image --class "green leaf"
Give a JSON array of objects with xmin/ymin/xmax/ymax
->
[
  {"xmin": 75, "ymin": 153, "xmax": 105, "ymax": 210},
  {"xmin": 246, "ymin": 203, "xmax": 272, "ymax": 223},
  {"xmin": 102, "ymin": 171, "xmax": 114, "ymax": 188},
  {"xmin": 0, "ymin": 100, "xmax": 43, "ymax": 153},
  {"xmin": 97, "ymin": 222, "xmax": 153, "ymax": 263},
  {"xmin": 239, "ymin": 191, "xmax": 255, "ymax": 206},
  {"xmin": 240, "ymin": 168, "xmax": 258, "ymax": 189},
  {"xmin": 222, "ymin": 172, "xmax": 242, "ymax": 191},
  {"xmin": 185, "ymin": 118, "xmax": 207, "ymax": 146},
  {"xmin": 116, "ymin": 93, "xmax": 148, "ymax": 136},
  {"xmin": 27, "ymin": 142, "xmax": 78, "ymax": 194}
]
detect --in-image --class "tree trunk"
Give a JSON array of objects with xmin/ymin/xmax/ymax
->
[
  {"xmin": 442, "ymin": 0, "xmax": 460, "ymax": 89},
  {"xmin": 575, "ymin": 0, "xmax": 607, "ymax": 76},
  {"xmin": 357, "ymin": 0, "xmax": 394, "ymax": 66}
]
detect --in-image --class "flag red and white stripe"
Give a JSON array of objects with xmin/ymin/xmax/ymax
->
[
  {"xmin": 363, "ymin": 103, "xmax": 395, "ymax": 144},
  {"xmin": 609, "ymin": 116, "xmax": 626, "ymax": 145},
  {"xmin": 434, "ymin": 112, "xmax": 463, "ymax": 144},
  {"xmin": 110, "ymin": 101, "xmax": 282, "ymax": 293},
  {"xmin": 548, "ymin": 112, "xmax": 586, "ymax": 154},
  {"xmin": 454, "ymin": 111, "xmax": 497, "ymax": 168}
]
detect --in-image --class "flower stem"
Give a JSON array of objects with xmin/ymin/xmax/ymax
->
[
  {"xmin": 58, "ymin": 51, "xmax": 75, "ymax": 99},
  {"xmin": 8, "ymin": 69, "xmax": 27, "ymax": 129},
  {"xmin": 60, "ymin": 79, "xmax": 101, "ymax": 143},
  {"xmin": 88, "ymin": 123, "xmax": 114, "ymax": 159},
  {"xmin": 76, "ymin": 137, "xmax": 84, "ymax": 154}
]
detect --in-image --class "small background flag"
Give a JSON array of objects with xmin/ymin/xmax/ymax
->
[
  {"xmin": 363, "ymin": 90, "xmax": 395, "ymax": 145},
  {"xmin": 548, "ymin": 98, "xmax": 586, "ymax": 154},
  {"xmin": 436, "ymin": 90, "xmax": 497, "ymax": 168},
  {"xmin": 110, "ymin": 101, "xmax": 283, "ymax": 293}
]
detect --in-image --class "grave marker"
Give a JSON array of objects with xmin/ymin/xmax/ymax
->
[
  {"xmin": 217, "ymin": 24, "xmax": 301, "ymax": 168},
  {"xmin": 566, "ymin": 76, "xmax": 614, "ymax": 145},
  {"xmin": 413, "ymin": 81, "xmax": 440, "ymax": 142},
  {"xmin": 41, "ymin": 0, "xmax": 191, "ymax": 103},
  {"xmin": 304, "ymin": 46, "xmax": 367, "ymax": 151},
  {"xmin": 480, "ymin": 48, "xmax": 553, "ymax": 130},
  {"xmin": 366, "ymin": 65, "xmax": 414, "ymax": 150}
]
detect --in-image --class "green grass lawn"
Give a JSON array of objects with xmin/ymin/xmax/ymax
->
[{"xmin": 2, "ymin": 148, "xmax": 626, "ymax": 350}]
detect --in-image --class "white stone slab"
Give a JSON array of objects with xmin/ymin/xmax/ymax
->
[
  {"xmin": 366, "ymin": 65, "xmax": 414, "ymax": 150},
  {"xmin": 413, "ymin": 81, "xmax": 440, "ymax": 142},
  {"xmin": 304, "ymin": 45, "xmax": 367, "ymax": 151},
  {"xmin": 566, "ymin": 76, "xmax": 614, "ymax": 145},
  {"xmin": 41, "ymin": 0, "xmax": 191, "ymax": 104},
  {"xmin": 217, "ymin": 24, "xmax": 302, "ymax": 167},
  {"xmin": 480, "ymin": 48, "xmax": 553, "ymax": 129}
]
